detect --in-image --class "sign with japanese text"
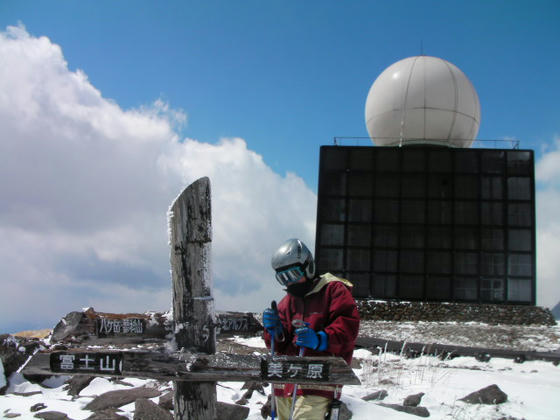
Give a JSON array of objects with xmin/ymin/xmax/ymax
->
[
  {"xmin": 261, "ymin": 358, "xmax": 330, "ymax": 382},
  {"xmin": 50, "ymin": 352, "xmax": 123, "ymax": 375},
  {"xmin": 96, "ymin": 317, "xmax": 145, "ymax": 337}
]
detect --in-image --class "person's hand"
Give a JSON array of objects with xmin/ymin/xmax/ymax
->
[
  {"xmin": 263, "ymin": 307, "xmax": 283, "ymax": 338},
  {"xmin": 295, "ymin": 327, "xmax": 328, "ymax": 351}
]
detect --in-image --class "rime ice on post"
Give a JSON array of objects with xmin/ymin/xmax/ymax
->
[{"xmin": 168, "ymin": 177, "xmax": 216, "ymax": 420}]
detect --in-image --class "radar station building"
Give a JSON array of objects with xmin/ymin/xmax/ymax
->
[{"xmin": 314, "ymin": 56, "xmax": 536, "ymax": 305}]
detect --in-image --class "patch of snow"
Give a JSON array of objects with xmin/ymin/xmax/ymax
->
[{"xmin": 231, "ymin": 336, "xmax": 267, "ymax": 348}]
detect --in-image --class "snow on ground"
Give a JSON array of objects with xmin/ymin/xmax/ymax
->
[{"xmin": 1, "ymin": 322, "xmax": 559, "ymax": 419}]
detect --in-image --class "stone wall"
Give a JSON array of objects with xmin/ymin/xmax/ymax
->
[{"xmin": 357, "ymin": 300, "xmax": 557, "ymax": 326}]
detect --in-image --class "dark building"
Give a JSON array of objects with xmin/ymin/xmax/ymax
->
[{"xmin": 315, "ymin": 145, "xmax": 536, "ymax": 304}]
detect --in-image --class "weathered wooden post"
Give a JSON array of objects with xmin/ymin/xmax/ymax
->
[{"xmin": 169, "ymin": 177, "xmax": 216, "ymax": 420}]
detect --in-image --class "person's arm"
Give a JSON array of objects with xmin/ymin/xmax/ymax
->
[{"xmin": 322, "ymin": 282, "xmax": 360, "ymax": 355}]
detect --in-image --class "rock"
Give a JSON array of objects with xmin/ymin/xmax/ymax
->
[
  {"xmin": 0, "ymin": 334, "xmax": 42, "ymax": 392},
  {"xmin": 241, "ymin": 381, "xmax": 265, "ymax": 397},
  {"xmin": 215, "ymin": 402, "xmax": 250, "ymax": 420},
  {"xmin": 86, "ymin": 409, "xmax": 128, "ymax": 420},
  {"xmin": 362, "ymin": 389, "xmax": 388, "ymax": 401},
  {"xmin": 158, "ymin": 391, "xmax": 174, "ymax": 410},
  {"xmin": 84, "ymin": 386, "xmax": 161, "ymax": 411},
  {"xmin": 460, "ymin": 384, "xmax": 507, "ymax": 405},
  {"xmin": 64, "ymin": 375, "xmax": 95, "ymax": 396},
  {"xmin": 338, "ymin": 401, "xmax": 353, "ymax": 420},
  {"xmin": 51, "ymin": 311, "xmax": 85, "ymax": 342},
  {"xmin": 403, "ymin": 392, "xmax": 425, "ymax": 407},
  {"xmin": 33, "ymin": 412, "xmax": 72, "ymax": 420},
  {"xmin": 133, "ymin": 398, "xmax": 173, "ymax": 420},
  {"xmin": 260, "ymin": 395, "xmax": 271, "ymax": 419},
  {"xmin": 5, "ymin": 413, "xmax": 21, "ymax": 418},
  {"xmin": 377, "ymin": 403, "xmax": 430, "ymax": 417},
  {"xmin": 30, "ymin": 403, "xmax": 47, "ymax": 412},
  {"xmin": 235, "ymin": 396, "xmax": 249, "ymax": 405}
]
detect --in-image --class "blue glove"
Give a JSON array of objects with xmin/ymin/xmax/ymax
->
[
  {"xmin": 263, "ymin": 308, "xmax": 283, "ymax": 339},
  {"xmin": 295, "ymin": 327, "xmax": 328, "ymax": 351}
]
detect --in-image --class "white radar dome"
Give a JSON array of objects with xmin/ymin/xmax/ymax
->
[{"xmin": 365, "ymin": 56, "xmax": 480, "ymax": 148}]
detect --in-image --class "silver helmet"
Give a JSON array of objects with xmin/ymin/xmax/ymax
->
[{"xmin": 271, "ymin": 239, "xmax": 316, "ymax": 282}]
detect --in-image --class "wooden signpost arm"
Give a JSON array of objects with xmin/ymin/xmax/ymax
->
[{"xmin": 169, "ymin": 177, "xmax": 216, "ymax": 420}]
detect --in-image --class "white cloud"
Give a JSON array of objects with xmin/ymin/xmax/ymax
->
[{"xmin": 0, "ymin": 24, "xmax": 316, "ymax": 332}]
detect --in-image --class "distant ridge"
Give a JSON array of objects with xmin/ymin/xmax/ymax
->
[{"xmin": 552, "ymin": 302, "xmax": 560, "ymax": 320}]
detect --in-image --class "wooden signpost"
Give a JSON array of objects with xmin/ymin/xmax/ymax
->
[{"xmin": 23, "ymin": 177, "xmax": 360, "ymax": 420}]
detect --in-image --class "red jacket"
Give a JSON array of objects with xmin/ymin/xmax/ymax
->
[{"xmin": 264, "ymin": 273, "xmax": 360, "ymax": 399}]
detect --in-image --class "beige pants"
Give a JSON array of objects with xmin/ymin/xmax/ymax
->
[{"xmin": 275, "ymin": 395, "xmax": 330, "ymax": 420}]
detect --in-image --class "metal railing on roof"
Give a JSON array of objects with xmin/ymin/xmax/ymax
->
[{"xmin": 332, "ymin": 137, "xmax": 520, "ymax": 149}]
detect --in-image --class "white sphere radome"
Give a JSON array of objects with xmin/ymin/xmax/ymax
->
[{"xmin": 365, "ymin": 56, "xmax": 481, "ymax": 148}]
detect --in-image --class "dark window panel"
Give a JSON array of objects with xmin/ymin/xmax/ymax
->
[
  {"xmin": 372, "ymin": 274, "xmax": 397, "ymax": 298},
  {"xmin": 481, "ymin": 253, "xmax": 505, "ymax": 276},
  {"xmin": 376, "ymin": 149, "xmax": 400, "ymax": 172},
  {"xmin": 399, "ymin": 275, "xmax": 424, "ymax": 299},
  {"xmin": 402, "ymin": 175, "xmax": 426, "ymax": 198},
  {"xmin": 427, "ymin": 252, "xmax": 452, "ymax": 274},
  {"xmin": 320, "ymin": 224, "xmax": 345, "ymax": 246},
  {"xmin": 455, "ymin": 227, "xmax": 479, "ymax": 250},
  {"xmin": 348, "ymin": 273, "xmax": 371, "ymax": 297},
  {"xmin": 507, "ymin": 151, "xmax": 532, "ymax": 175},
  {"xmin": 507, "ymin": 177, "xmax": 531, "ymax": 200},
  {"xmin": 323, "ymin": 148, "xmax": 347, "ymax": 170},
  {"xmin": 455, "ymin": 253, "xmax": 478, "ymax": 275},
  {"xmin": 481, "ymin": 278, "xmax": 504, "ymax": 302},
  {"xmin": 320, "ymin": 198, "xmax": 346, "ymax": 222},
  {"xmin": 399, "ymin": 250, "xmax": 424, "ymax": 273},
  {"xmin": 508, "ymin": 203, "xmax": 532, "ymax": 227},
  {"xmin": 428, "ymin": 150, "xmax": 452, "ymax": 172},
  {"xmin": 317, "ymin": 248, "xmax": 344, "ymax": 272},
  {"xmin": 454, "ymin": 277, "xmax": 478, "ymax": 300},
  {"xmin": 373, "ymin": 225, "xmax": 399, "ymax": 248},
  {"xmin": 455, "ymin": 175, "xmax": 479, "ymax": 199},
  {"xmin": 428, "ymin": 200, "xmax": 453, "ymax": 224},
  {"xmin": 320, "ymin": 172, "xmax": 346, "ymax": 196},
  {"xmin": 348, "ymin": 225, "xmax": 372, "ymax": 247},
  {"xmin": 347, "ymin": 249, "xmax": 371, "ymax": 271},
  {"xmin": 481, "ymin": 150, "xmax": 505, "ymax": 174},
  {"xmin": 402, "ymin": 149, "xmax": 426, "ymax": 172},
  {"xmin": 507, "ymin": 278, "xmax": 532, "ymax": 302},
  {"xmin": 375, "ymin": 174, "xmax": 399, "ymax": 197},
  {"xmin": 427, "ymin": 226, "xmax": 452, "ymax": 249},
  {"xmin": 426, "ymin": 276, "xmax": 451, "ymax": 299},
  {"xmin": 481, "ymin": 202, "xmax": 503, "ymax": 225},
  {"xmin": 349, "ymin": 149, "xmax": 373, "ymax": 170},
  {"xmin": 400, "ymin": 226, "xmax": 425, "ymax": 248},
  {"xmin": 374, "ymin": 199, "xmax": 399, "ymax": 223},
  {"xmin": 508, "ymin": 229, "xmax": 532, "ymax": 251},
  {"xmin": 348, "ymin": 172, "xmax": 373, "ymax": 196},
  {"xmin": 508, "ymin": 254, "xmax": 532, "ymax": 277},
  {"xmin": 481, "ymin": 228, "xmax": 504, "ymax": 250},
  {"xmin": 373, "ymin": 250, "xmax": 398, "ymax": 272},
  {"xmin": 348, "ymin": 199, "xmax": 372, "ymax": 223},
  {"xmin": 455, "ymin": 201, "xmax": 479, "ymax": 225},
  {"xmin": 401, "ymin": 200, "xmax": 426, "ymax": 224},
  {"xmin": 455, "ymin": 151, "xmax": 478, "ymax": 173},
  {"xmin": 481, "ymin": 176, "xmax": 503, "ymax": 200},
  {"xmin": 428, "ymin": 174, "xmax": 453, "ymax": 199}
]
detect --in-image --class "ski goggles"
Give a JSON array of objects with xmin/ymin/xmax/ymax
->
[{"xmin": 275, "ymin": 265, "xmax": 305, "ymax": 286}]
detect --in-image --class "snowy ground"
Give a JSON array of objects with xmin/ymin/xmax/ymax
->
[{"xmin": 1, "ymin": 321, "xmax": 559, "ymax": 419}]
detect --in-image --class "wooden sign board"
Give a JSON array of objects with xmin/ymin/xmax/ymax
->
[
  {"xmin": 50, "ymin": 352, "xmax": 123, "ymax": 375},
  {"xmin": 25, "ymin": 350, "xmax": 360, "ymax": 386},
  {"xmin": 261, "ymin": 359, "xmax": 330, "ymax": 383}
]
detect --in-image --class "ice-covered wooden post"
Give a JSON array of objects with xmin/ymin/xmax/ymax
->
[{"xmin": 169, "ymin": 177, "xmax": 216, "ymax": 420}]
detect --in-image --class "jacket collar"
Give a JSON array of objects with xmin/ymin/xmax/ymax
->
[{"xmin": 304, "ymin": 272, "xmax": 353, "ymax": 297}]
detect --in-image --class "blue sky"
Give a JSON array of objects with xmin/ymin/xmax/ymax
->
[{"xmin": 0, "ymin": 1, "xmax": 559, "ymax": 332}]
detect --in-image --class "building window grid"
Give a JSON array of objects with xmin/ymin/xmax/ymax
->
[{"xmin": 316, "ymin": 147, "xmax": 534, "ymax": 304}]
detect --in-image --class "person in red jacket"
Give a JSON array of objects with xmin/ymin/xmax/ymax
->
[{"xmin": 263, "ymin": 238, "xmax": 360, "ymax": 420}]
